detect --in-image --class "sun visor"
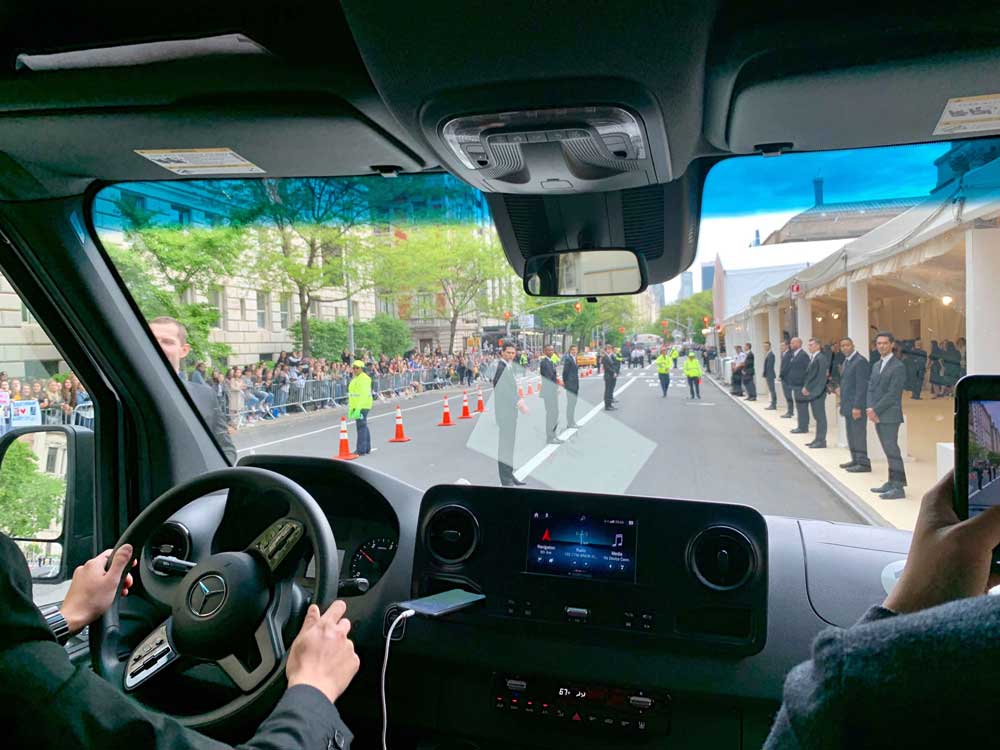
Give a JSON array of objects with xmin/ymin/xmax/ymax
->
[
  {"xmin": 726, "ymin": 49, "xmax": 1000, "ymax": 154},
  {"xmin": 486, "ymin": 168, "xmax": 702, "ymax": 286},
  {"xmin": 0, "ymin": 96, "xmax": 424, "ymax": 198}
]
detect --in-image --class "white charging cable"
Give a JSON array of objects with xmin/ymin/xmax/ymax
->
[{"xmin": 382, "ymin": 608, "xmax": 415, "ymax": 750}]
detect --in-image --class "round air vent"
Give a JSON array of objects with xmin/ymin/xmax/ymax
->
[
  {"xmin": 688, "ymin": 526, "xmax": 756, "ymax": 591},
  {"xmin": 425, "ymin": 505, "xmax": 479, "ymax": 565},
  {"xmin": 147, "ymin": 521, "xmax": 191, "ymax": 570}
]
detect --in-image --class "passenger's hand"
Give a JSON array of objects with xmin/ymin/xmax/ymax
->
[
  {"xmin": 60, "ymin": 545, "xmax": 136, "ymax": 634},
  {"xmin": 884, "ymin": 471, "xmax": 1000, "ymax": 614},
  {"xmin": 867, "ymin": 407, "xmax": 879, "ymax": 423},
  {"xmin": 852, "ymin": 408, "xmax": 862, "ymax": 419},
  {"xmin": 286, "ymin": 602, "xmax": 360, "ymax": 704}
]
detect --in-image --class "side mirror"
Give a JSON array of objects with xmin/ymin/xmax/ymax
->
[
  {"xmin": 0, "ymin": 426, "xmax": 94, "ymax": 589},
  {"xmin": 523, "ymin": 249, "xmax": 647, "ymax": 297}
]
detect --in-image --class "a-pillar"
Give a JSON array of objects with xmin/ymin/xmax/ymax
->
[
  {"xmin": 795, "ymin": 297, "xmax": 813, "ymax": 342},
  {"xmin": 846, "ymin": 279, "xmax": 869, "ymax": 351},
  {"xmin": 966, "ymin": 227, "xmax": 1000, "ymax": 375}
]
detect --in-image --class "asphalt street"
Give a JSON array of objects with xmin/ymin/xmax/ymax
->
[{"xmin": 233, "ymin": 363, "xmax": 863, "ymax": 523}]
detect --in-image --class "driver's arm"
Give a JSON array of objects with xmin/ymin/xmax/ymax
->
[{"xmin": 0, "ymin": 533, "xmax": 356, "ymax": 750}]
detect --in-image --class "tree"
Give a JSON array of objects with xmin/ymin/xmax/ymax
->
[
  {"xmin": 0, "ymin": 439, "xmax": 67, "ymax": 538},
  {"xmin": 533, "ymin": 296, "xmax": 638, "ymax": 348},
  {"xmin": 393, "ymin": 223, "xmax": 508, "ymax": 354},
  {"xmin": 290, "ymin": 315, "xmax": 413, "ymax": 360},
  {"xmin": 652, "ymin": 290, "xmax": 713, "ymax": 344},
  {"xmin": 230, "ymin": 178, "xmax": 421, "ymax": 357}
]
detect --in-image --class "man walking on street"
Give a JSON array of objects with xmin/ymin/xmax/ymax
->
[
  {"xmin": 763, "ymin": 341, "xmax": 777, "ymax": 410},
  {"xmin": 539, "ymin": 344, "xmax": 562, "ymax": 444},
  {"xmin": 493, "ymin": 343, "xmax": 527, "ymax": 486},
  {"xmin": 655, "ymin": 347, "xmax": 672, "ymax": 397},
  {"xmin": 602, "ymin": 344, "xmax": 619, "ymax": 411},
  {"xmin": 684, "ymin": 351, "xmax": 703, "ymax": 399},
  {"xmin": 348, "ymin": 360, "xmax": 373, "ymax": 456},
  {"xmin": 868, "ymin": 332, "xmax": 908, "ymax": 499},
  {"xmin": 838, "ymin": 337, "xmax": 871, "ymax": 473},
  {"xmin": 799, "ymin": 338, "xmax": 829, "ymax": 448},
  {"xmin": 786, "ymin": 337, "xmax": 811, "ymax": 434},
  {"xmin": 562, "ymin": 345, "xmax": 580, "ymax": 428},
  {"xmin": 742, "ymin": 342, "xmax": 757, "ymax": 401}
]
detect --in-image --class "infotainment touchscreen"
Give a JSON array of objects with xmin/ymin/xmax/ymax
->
[{"xmin": 525, "ymin": 511, "xmax": 637, "ymax": 582}]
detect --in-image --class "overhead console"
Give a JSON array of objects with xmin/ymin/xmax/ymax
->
[{"xmin": 409, "ymin": 485, "xmax": 768, "ymax": 657}]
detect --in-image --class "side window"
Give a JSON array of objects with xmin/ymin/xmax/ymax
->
[{"xmin": 0, "ymin": 268, "xmax": 94, "ymax": 606}]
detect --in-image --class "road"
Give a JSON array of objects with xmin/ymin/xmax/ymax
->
[{"xmin": 233, "ymin": 363, "xmax": 862, "ymax": 523}]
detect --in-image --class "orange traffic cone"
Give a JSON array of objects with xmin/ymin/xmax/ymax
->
[
  {"xmin": 333, "ymin": 416, "xmax": 359, "ymax": 460},
  {"xmin": 518, "ymin": 385, "xmax": 525, "ymax": 398},
  {"xmin": 527, "ymin": 383, "xmax": 534, "ymax": 396},
  {"xmin": 475, "ymin": 388, "xmax": 485, "ymax": 413},
  {"xmin": 388, "ymin": 405, "xmax": 411, "ymax": 442},
  {"xmin": 437, "ymin": 396, "xmax": 454, "ymax": 426},
  {"xmin": 459, "ymin": 391, "xmax": 473, "ymax": 419}
]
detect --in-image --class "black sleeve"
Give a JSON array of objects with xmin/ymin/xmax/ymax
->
[
  {"xmin": 853, "ymin": 359, "xmax": 870, "ymax": 411},
  {"xmin": 211, "ymin": 399, "xmax": 238, "ymax": 464}
]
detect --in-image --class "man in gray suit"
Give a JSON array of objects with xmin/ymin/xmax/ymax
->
[
  {"xmin": 150, "ymin": 316, "xmax": 238, "ymax": 464},
  {"xmin": 867, "ymin": 332, "xmax": 908, "ymax": 499},
  {"xmin": 837, "ymin": 337, "xmax": 871, "ymax": 473},
  {"xmin": 798, "ymin": 337, "xmax": 829, "ymax": 449}
]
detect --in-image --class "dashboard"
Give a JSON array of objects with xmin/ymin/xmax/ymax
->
[{"xmin": 144, "ymin": 455, "xmax": 911, "ymax": 749}]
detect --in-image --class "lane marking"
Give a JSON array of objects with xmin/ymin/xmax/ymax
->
[{"xmin": 514, "ymin": 375, "xmax": 639, "ymax": 480}]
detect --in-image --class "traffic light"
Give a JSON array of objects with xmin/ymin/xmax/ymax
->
[
  {"xmin": 574, "ymin": 301, "xmax": 582, "ymax": 313},
  {"xmin": 504, "ymin": 311, "xmax": 511, "ymax": 321},
  {"xmin": 660, "ymin": 319, "xmax": 668, "ymax": 328},
  {"xmin": 618, "ymin": 326, "xmax": 626, "ymax": 334},
  {"xmin": 703, "ymin": 316, "xmax": 710, "ymax": 326}
]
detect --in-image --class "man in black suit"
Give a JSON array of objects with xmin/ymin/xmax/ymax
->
[
  {"xmin": 799, "ymin": 337, "xmax": 829, "ymax": 448},
  {"xmin": 0, "ymin": 533, "xmax": 357, "ymax": 749},
  {"xmin": 493, "ymin": 343, "xmax": 527, "ymax": 486},
  {"xmin": 910, "ymin": 338, "xmax": 928, "ymax": 400},
  {"xmin": 762, "ymin": 340, "xmax": 777, "ymax": 410},
  {"xmin": 150, "ymin": 317, "xmax": 237, "ymax": 463},
  {"xmin": 742, "ymin": 342, "xmax": 757, "ymax": 401},
  {"xmin": 837, "ymin": 337, "xmax": 871, "ymax": 473},
  {"xmin": 778, "ymin": 340, "xmax": 796, "ymax": 418},
  {"xmin": 539, "ymin": 344, "xmax": 562, "ymax": 444},
  {"xmin": 601, "ymin": 344, "xmax": 619, "ymax": 411},
  {"xmin": 562, "ymin": 345, "xmax": 580, "ymax": 428},
  {"xmin": 868, "ymin": 332, "xmax": 908, "ymax": 499},
  {"xmin": 785, "ymin": 337, "xmax": 810, "ymax": 431}
]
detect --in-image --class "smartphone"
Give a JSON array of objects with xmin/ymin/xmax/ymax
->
[
  {"xmin": 398, "ymin": 588, "xmax": 486, "ymax": 617},
  {"xmin": 953, "ymin": 376, "xmax": 1000, "ymax": 571}
]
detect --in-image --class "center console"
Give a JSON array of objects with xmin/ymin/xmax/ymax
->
[{"xmin": 409, "ymin": 486, "xmax": 769, "ymax": 657}]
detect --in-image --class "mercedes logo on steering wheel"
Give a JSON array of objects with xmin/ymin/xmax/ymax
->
[{"xmin": 188, "ymin": 574, "xmax": 228, "ymax": 618}]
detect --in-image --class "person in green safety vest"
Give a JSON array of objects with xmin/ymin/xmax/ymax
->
[
  {"xmin": 348, "ymin": 360, "xmax": 374, "ymax": 455},
  {"xmin": 655, "ymin": 350, "xmax": 672, "ymax": 397},
  {"xmin": 519, "ymin": 352, "xmax": 529, "ymax": 367},
  {"xmin": 670, "ymin": 346, "xmax": 680, "ymax": 370},
  {"xmin": 683, "ymin": 351, "xmax": 703, "ymax": 399}
]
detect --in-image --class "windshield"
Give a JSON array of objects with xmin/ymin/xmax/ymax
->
[{"xmin": 93, "ymin": 145, "xmax": 1000, "ymax": 530}]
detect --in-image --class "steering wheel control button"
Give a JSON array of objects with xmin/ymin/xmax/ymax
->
[
  {"xmin": 124, "ymin": 624, "xmax": 176, "ymax": 691},
  {"xmin": 564, "ymin": 606, "xmax": 590, "ymax": 622},
  {"xmin": 253, "ymin": 519, "xmax": 305, "ymax": 570}
]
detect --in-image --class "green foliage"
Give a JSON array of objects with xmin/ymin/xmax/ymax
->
[
  {"xmin": 290, "ymin": 315, "xmax": 413, "ymax": 359},
  {"xmin": 651, "ymin": 290, "xmax": 713, "ymax": 344},
  {"xmin": 0, "ymin": 439, "xmax": 67, "ymax": 538},
  {"xmin": 532, "ymin": 296, "xmax": 638, "ymax": 348},
  {"xmin": 988, "ymin": 451, "xmax": 1000, "ymax": 467}
]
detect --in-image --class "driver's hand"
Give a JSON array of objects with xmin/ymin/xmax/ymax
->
[
  {"xmin": 286, "ymin": 601, "xmax": 360, "ymax": 704},
  {"xmin": 884, "ymin": 471, "xmax": 1000, "ymax": 614},
  {"xmin": 60, "ymin": 545, "xmax": 136, "ymax": 635}
]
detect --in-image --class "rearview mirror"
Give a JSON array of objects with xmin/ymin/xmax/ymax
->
[{"xmin": 523, "ymin": 249, "xmax": 647, "ymax": 296}]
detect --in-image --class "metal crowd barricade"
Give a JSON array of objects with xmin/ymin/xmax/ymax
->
[{"xmin": 72, "ymin": 402, "xmax": 95, "ymax": 429}]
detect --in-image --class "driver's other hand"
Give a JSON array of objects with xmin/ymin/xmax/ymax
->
[
  {"xmin": 884, "ymin": 470, "xmax": 1000, "ymax": 614},
  {"xmin": 59, "ymin": 545, "xmax": 136, "ymax": 635},
  {"xmin": 286, "ymin": 601, "xmax": 360, "ymax": 704}
]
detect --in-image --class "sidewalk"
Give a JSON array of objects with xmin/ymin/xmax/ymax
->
[{"xmin": 709, "ymin": 376, "xmax": 926, "ymax": 530}]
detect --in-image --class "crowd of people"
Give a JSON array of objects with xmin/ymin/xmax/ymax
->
[
  {"xmin": 0, "ymin": 372, "xmax": 92, "ymax": 428},
  {"xmin": 723, "ymin": 330, "xmax": 965, "ymax": 501},
  {"xmin": 184, "ymin": 348, "xmax": 506, "ymax": 429}
]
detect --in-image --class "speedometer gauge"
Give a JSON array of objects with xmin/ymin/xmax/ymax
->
[{"xmin": 349, "ymin": 537, "xmax": 397, "ymax": 586}]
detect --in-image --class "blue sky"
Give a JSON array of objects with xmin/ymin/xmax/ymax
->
[{"xmin": 702, "ymin": 142, "xmax": 953, "ymax": 217}]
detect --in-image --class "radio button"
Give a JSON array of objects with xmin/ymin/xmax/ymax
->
[
  {"xmin": 505, "ymin": 678, "xmax": 527, "ymax": 691},
  {"xmin": 565, "ymin": 606, "xmax": 590, "ymax": 621},
  {"xmin": 629, "ymin": 695, "xmax": 653, "ymax": 710}
]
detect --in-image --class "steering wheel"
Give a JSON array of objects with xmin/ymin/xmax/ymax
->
[{"xmin": 90, "ymin": 467, "xmax": 339, "ymax": 731}]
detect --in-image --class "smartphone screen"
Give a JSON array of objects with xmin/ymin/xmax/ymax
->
[
  {"xmin": 398, "ymin": 588, "xmax": 486, "ymax": 617},
  {"xmin": 963, "ymin": 398, "xmax": 1000, "ymax": 518}
]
